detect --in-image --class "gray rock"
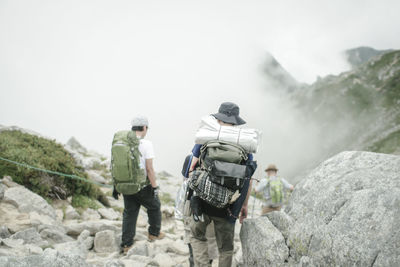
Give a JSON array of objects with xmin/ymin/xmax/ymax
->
[
  {"xmin": 1, "ymin": 176, "xmax": 20, "ymax": 188},
  {"xmin": 65, "ymin": 220, "xmax": 119, "ymax": 236},
  {"xmin": 126, "ymin": 241, "xmax": 149, "ymax": 257},
  {"xmin": 166, "ymin": 239, "xmax": 189, "ymax": 255},
  {"xmin": 98, "ymin": 207, "xmax": 119, "ymax": 220},
  {"xmin": 4, "ymin": 186, "xmax": 57, "ymax": 219},
  {"xmin": 0, "ymin": 203, "xmax": 32, "ymax": 233},
  {"xmin": 1, "ymin": 238, "xmax": 24, "ymax": 248},
  {"xmin": 11, "ymin": 228, "xmax": 48, "ymax": 247},
  {"xmin": 87, "ymin": 170, "xmax": 108, "ymax": 184},
  {"xmin": 40, "ymin": 228, "xmax": 74, "ymax": 244},
  {"xmin": 150, "ymin": 252, "xmax": 175, "ymax": 267},
  {"xmin": 104, "ymin": 259, "xmax": 125, "ymax": 267},
  {"xmin": 0, "ymin": 182, "xmax": 5, "ymax": 200},
  {"xmin": 241, "ymin": 151, "xmax": 400, "ymax": 266},
  {"xmin": 77, "ymin": 229, "xmax": 94, "ymax": 250},
  {"xmin": 0, "ymin": 248, "xmax": 89, "ymax": 267},
  {"xmin": 265, "ymin": 211, "xmax": 294, "ymax": 240},
  {"xmin": 240, "ymin": 217, "xmax": 289, "ymax": 266},
  {"xmin": 94, "ymin": 230, "xmax": 119, "ymax": 253},
  {"xmin": 24, "ymin": 244, "xmax": 43, "ymax": 255},
  {"xmin": 65, "ymin": 205, "xmax": 80, "ymax": 220},
  {"xmin": 0, "ymin": 226, "xmax": 11, "ymax": 239},
  {"xmin": 81, "ymin": 208, "xmax": 101, "ymax": 221},
  {"xmin": 54, "ymin": 241, "xmax": 88, "ymax": 259}
]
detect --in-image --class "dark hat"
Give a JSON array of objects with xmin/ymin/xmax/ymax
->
[{"xmin": 212, "ymin": 102, "xmax": 246, "ymax": 126}]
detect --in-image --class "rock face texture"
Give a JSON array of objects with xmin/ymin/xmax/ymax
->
[
  {"xmin": 240, "ymin": 217, "xmax": 289, "ymax": 266},
  {"xmin": 241, "ymin": 151, "xmax": 400, "ymax": 266}
]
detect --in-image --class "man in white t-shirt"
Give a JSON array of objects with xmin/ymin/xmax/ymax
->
[{"xmin": 119, "ymin": 116, "xmax": 165, "ymax": 254}]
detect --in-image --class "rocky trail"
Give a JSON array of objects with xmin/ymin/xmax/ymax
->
[
  {"xmin": 0, "ymin": 136, "xmax": 264, "ymax": 267},
  {"xmin": 1, "ymin": 132, "xmax": 398, "ymax": 266}
]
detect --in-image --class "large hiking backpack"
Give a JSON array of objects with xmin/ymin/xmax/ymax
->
[
  {"xmin": 188, "ymin": 140, "xmax": 249, "ymax": 208},
  {"xmin": 269, "ymin": 178, "xmax": 284, "ymax": 207},
  {"xmin": 111, "ymin": 131, "xmax": 148, "ymax": 195}
]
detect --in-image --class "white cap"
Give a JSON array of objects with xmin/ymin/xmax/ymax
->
[{"xmin": 131, "ymin": 115, "xmax": 149, "ymax": 127}]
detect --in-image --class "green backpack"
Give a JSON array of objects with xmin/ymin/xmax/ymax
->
[
  {"xmin": 269, "ymin": 178, "xmax": 284, "ymax": 206},
  {"xmin": 111, "ymin": 131, "xmax": 148, "ymax": 195}
]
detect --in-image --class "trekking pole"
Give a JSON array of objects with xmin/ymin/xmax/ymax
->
[{"xmin": 251, "ymin": 191, "xmax": 256, "ymax": 218}]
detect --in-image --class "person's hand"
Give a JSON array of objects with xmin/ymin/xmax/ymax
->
[
  {"xmin": 112, "ymin": 186, "xmax": 120, "ymax": 200},
  {"xmin": 239, "ymin": 205, "xmax": 248, "ymax": 224},
  {"xmin": 152, "ymin": 186, "xmax": 160, "ymax": 199}
]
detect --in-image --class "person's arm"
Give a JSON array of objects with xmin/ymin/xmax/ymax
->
[
  {"xmin": 146, "ymin": 158, "xmax": 157, "ymax": 188},
  {"xmin": 189, "ymin": 157, "xmax": 199, "ymax": 172},
  {"xmin": 239, "ymin": 179, "xmax": 253, "ymax": 224},
  {"xmin": 282, "ymin": 178, "xmax": 294, "ymax": 191},
  {"xmin": 189, "ymin": 144, "xmax": 202, "ymax": 172}
]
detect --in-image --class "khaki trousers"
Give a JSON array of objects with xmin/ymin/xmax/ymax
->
[
  {"xmin": 261, "ymin": 205, "xmax": 281, "ymax": 215},
  {"xmin": 190, "ymin": 215, "xmax": 235, "ymax": 267}
]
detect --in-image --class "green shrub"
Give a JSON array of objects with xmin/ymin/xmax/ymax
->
[
  {"xmin": 71, "ymin": 194, "xmax": 100, "ymax": 210},
  {"xmin": 0, "ymin": 130, "xmax": 109, "ymax": 206}
]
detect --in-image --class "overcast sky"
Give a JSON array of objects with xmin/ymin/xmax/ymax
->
[{"xmin": 1, "ymin": 0, "xmax": 399, "ymax": 178}]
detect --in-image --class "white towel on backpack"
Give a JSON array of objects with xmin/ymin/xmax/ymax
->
[{"xmin": 195, "ymin": 116, "xmax": 261, "ymax": 153}]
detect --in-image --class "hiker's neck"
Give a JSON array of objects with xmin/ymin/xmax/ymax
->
[{"xmin": 135, "ymin": 130, "xmax": 146, "ymax": 138}]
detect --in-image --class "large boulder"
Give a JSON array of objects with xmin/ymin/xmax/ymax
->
[
  {"xmin": 10, "ymin": 228, "xmax": 48, "ymax": 247},
  {"xmin": 0, "ymin": 248, "xmax": 89, "ymax": 267},
  {"xmin": 3, "ymin": 187, "xmax": 57, "ymax": 219},
  {"xmin": 241, "ymin": 151, "xmax": 400, "ymax": 266},
  {"xmin": 240, "ymin": 217, "xmax": 289, "ymax": 266},
  {"xmin": 0, "ymin": 203, "xmax": 32, "ymax": 233}
]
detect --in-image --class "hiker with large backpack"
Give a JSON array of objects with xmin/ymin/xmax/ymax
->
[
  {"xmin": 254, "ymin": 164, "xmax": 294, "ymax": 215},
  {"xmin": 111, "ymin": 116, "xmax": 165, "ymax": 255},
  {"xmin": 188, "ymin": 102, "xmax": 258, "ymax": 267},
  {"xmin": 178, "ymin": 154, "xmax": 219, "ymax": 267}
]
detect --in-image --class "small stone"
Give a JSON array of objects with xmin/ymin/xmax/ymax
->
[
  {"xmin": 126, "ymin": 241, "xmax": 149, "ymax": 257},
  {"xmin": 94, "ymin": 230, "xmax": 119, "ymax": 253},
  {"xmin": 0, "ymin": 183, "xmax": 5, "ymax": 200},
  {"xmin": 1, "ymin": 176, "xmax": 20, "ymax": 188},
  {"xmin": 81, "ymin": 208, "xmax": 101, "ymax": 221},
  {"xmin": 2, "ymin": 238, "xmax": 24, "ymax": 248},
  {"xmin": 78, "ymin": 230, "xmax": 94, "ymax": 250},
  {"xmin": 104, "ymin": 259, "xmax": 125, "ymax": 267},
  {"xmin": 151, "ymin": 253, "xmax": 175, "ymax": 267},
  {"xmin": 65, "ymin": 205, "xmax": 80, "ymax": 220},
  {"xmin": 0, "ymin": 226, "xmax": 11, "ymax": 239},
  {"xmin": 11, "ymin": 228, "xmax": 48, "ymax": 247},
  {"xmin": 25, "ymin": 244, "xmax": 43, "ymax": 255},
  {"xmin": 98, "ymin": 208, "xmax": 119, "ymax": 220},
  {"xmin": 166, "ymin": 239, "xmax": 189, "ymax": 255}
]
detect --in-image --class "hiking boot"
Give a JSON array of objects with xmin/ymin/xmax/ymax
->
[
  {"xmin": 122, "ymin": 245, "xmax": 133, "ymax": 255},
  {"xmin": 148, "ymin": 232, "xmax": 165, "ymax": 242}
]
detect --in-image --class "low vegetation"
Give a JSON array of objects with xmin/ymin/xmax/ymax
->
[{"xmin": 0, "ymin": 130, "xmax": 109, "ymax": 207}]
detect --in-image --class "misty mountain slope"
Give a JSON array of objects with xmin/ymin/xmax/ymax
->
[
  {"xmin": 263, "ymin": 52, "xmax": 300, "ymax": 92},
  {"xmin": 345, "ymin": 46, "xmax": 395, "ymax": 68},
  {"xmin": 293, "ymin": 50, "xmax": 400, "ymax": 157}
]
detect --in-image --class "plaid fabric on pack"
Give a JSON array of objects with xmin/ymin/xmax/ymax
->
[{"xmin": 189, "ymin": 169, "xmax": 234, "ymax": 208}]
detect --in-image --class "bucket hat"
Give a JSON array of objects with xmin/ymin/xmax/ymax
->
[{"xmin": 212, "ymin": 102, "xmax": 246, "ymax": 125}]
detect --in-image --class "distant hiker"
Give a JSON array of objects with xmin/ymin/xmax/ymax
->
[
  {"xmin": 111, "ymin": 116, "xmax": 165, "ymax": 255},
  {"xmin": 179, "ymin": 154, "xmax": 219, "ymax": 267},
  {"xmin": 254, "ymin": 164, "xmax": 294, "ymax": 215},
  {"xmin": 188, "ymin": 102, "xmax": 258, "ymax": 267}
]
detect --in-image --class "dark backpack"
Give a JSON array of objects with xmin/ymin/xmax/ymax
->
[{"xmin": 188, "ymin": 140, "xmax": 249, "ymax": 208}]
